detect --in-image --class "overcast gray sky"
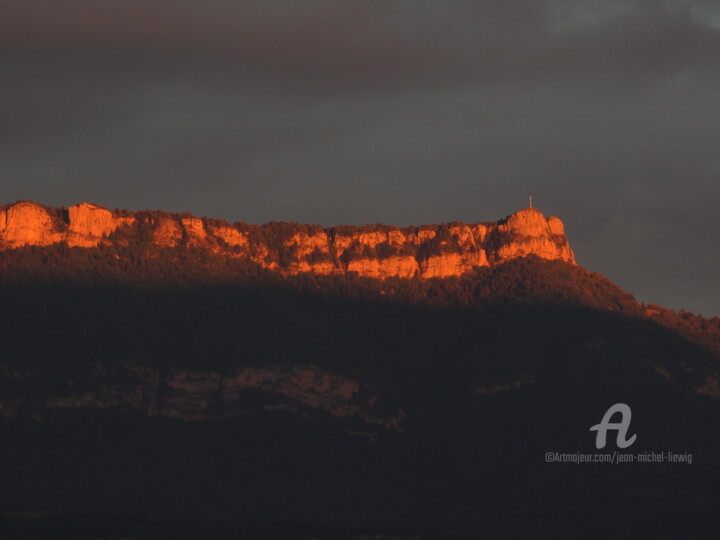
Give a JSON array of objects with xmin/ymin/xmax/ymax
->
[{"xmin": 1, "ymin": 0, "xmax": 719, "ymax": 315}]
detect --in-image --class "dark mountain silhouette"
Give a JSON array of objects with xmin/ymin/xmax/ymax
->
[{"xmin": 1, "ymin": 204, "xmax": 719, "ymax": 539}]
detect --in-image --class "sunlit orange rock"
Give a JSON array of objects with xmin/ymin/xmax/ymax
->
[
  {"xmin": 209, "ymin": 225, "xmax": 248, "ymax": 248},
  {"xmin": 281, "ymin": 231, "xmax": 335, "ymax": 274},
  {"xmin": 151, "ymin": 217, "xmax": 183, "ymax": 247},
  {"xmin": 284, "ymin": 231, "xmax": 330, "ymax": 259},
  {"xmin": 449, "ymin": 224, "xmax": 476, "ymax": 249},
  {"xmin": 181, "ymin": 217, "xmax": 206, "ymax": 245},
  {"xmin": 250, "ymin": 243, "xmax": 279, "ymax": 270},
  {"xmin": 414, "ymin": 229, "xmax": 436, "ymax": 243},
  {"xmin": 358, "ymin": 229, "xmax": 387, "ymax": 248},
  {"xmin": 491, "ymin": 208, "xmax": 575, "ymax": 264},
  {"xmin": 66, "ymin": 202, "xmax": 134, "ymax": 247},
  {"xmin": 0, "ymin": 202, "xmax": 63, "ymax": 248},
  {"xmin": 332, "ymin": 231, "xmax": 359, "ymax": 256},
  {"xmin": 286, "ymin": 260, "xmax": 337, "ymax": 275},
  {"xmin": 0, "ymin": 201, "xmax": 577, "ymax": 276},
  {"xmin": 421, "ymin": 251, "xmax": 489, "ymax": 278},
  {"xmin": 547, "ymin": 215, "xmax": 565, "ymax": 236},
  {"xmin": 494, "ymin": 236, "xmax": 574, "ymax": 263},
  {"xmin": 499, "ymin": 208, "xmax": 550, "ymax": 236},
  {"xmin": 387, "ymin": 229, "xmax": 407, "ymax": 246},
  {"xmin": 472, "ymin": 224, "xmax": 489, "ymax": 244},
  {"xmin": 347, "ymin": 256, "xmax": 419, "ymax": 279},
  {"xmin": 331, "ymin": 227, "xmax": 409, "ymax": 254}
]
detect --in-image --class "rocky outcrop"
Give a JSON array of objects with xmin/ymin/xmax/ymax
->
[
  {"xmin": 209, "ymin": 225, "xmax": 248, "ymax": 248},
  {"xmin": 0, "ymin": 201, "xmax": 576, "ymax": 278},
  {"xmin": 151, "ymin": 217, "xmax": 183, "ymax": 247},
  {"xmin": 0, "ymin": 201, "xmax": 64, "ymax": 248},
  {"xmin": 66, "ymin": 202, "xmax": 135, "ymax": 247},
  {"xmin": 3, "ymin": 363, "xmax": 406, "ymax": 431},
  {"xmin": 347, "ymin": 255, "xmax": 420, "ymax": 279},
  {"xmin": 489, "ymin": 208, "xmax": 575, "ymax": 264},
  {"xmin": 181, "ymin": 217, "xmax": 206, "ymax": 246},
  {"xmin": 421, "ymin": 251, "xmax": 489, "ymax": 278}
]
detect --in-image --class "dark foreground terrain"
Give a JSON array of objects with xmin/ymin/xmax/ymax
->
[{"xmin": 1, "ymin": 246, "xmax": 719, "ymax": 538}]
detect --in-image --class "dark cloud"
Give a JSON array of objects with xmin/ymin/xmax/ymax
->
[
  {"xmin": 3, "ymin": 0, "xmax": 720, "ymax": 87},
  {"xmin": 1, "ymin": 1, "xmax": 719, "ymax": 315}
]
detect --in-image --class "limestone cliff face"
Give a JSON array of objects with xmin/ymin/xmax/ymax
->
[
  {"xmin": 490, "ymin": 208, "xmax": 575, "ymax": 264},
  {"xmin": 209, "ymin": 224, "xmax": 249, "ymax": 248},
  {"xmin": 151, "ymin": 217, "xmax": 183, "ymax": 247},
  {"xmin": 421, "ymin": 251, "xmax": 489, "ymax": 278},
  {"xmin": 181, "ymin": 216, "xmax": 207, "ymax": 246},
  {"xmin": 0, "ymin": 201, "xmax": 575, "ymax": 278},
  {"xmin": 0, "ymin": 201, "xmax": 64, "ymax": 248},
  {"xmin": 66, "ymin": 202, "xmax": 135, "ymax": 247}
]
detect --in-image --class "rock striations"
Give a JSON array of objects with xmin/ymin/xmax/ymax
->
[{"xmin": 0, "ymin": 201, "xmax": 575, "ymax": 278}]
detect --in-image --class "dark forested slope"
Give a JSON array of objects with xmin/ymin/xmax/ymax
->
[{"xmin": 1, "ymin": 244, "xmax": 719, "ymax": 539}]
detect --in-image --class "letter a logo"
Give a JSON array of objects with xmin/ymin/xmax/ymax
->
[{"xmin": 590, "ymin": 403, "xmax": 637, "ymax": 449}]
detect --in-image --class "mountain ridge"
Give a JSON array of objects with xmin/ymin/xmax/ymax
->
[
  {"xmin": 0, "ymin": 200, "xmax": 574, "ymax": 279},
  {"xmin": 2, "ymin": 203, "xmax": 720, "ymax": 538}
]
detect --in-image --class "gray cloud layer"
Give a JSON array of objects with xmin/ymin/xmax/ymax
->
[{"xmin": 1, "ymin": 1, "xmax": 719, "ymax": 314}]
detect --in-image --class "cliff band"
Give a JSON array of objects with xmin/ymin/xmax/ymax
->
[{"xmin": 0, "ymin": 201, "xmax": 575, "ymax": 279}]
